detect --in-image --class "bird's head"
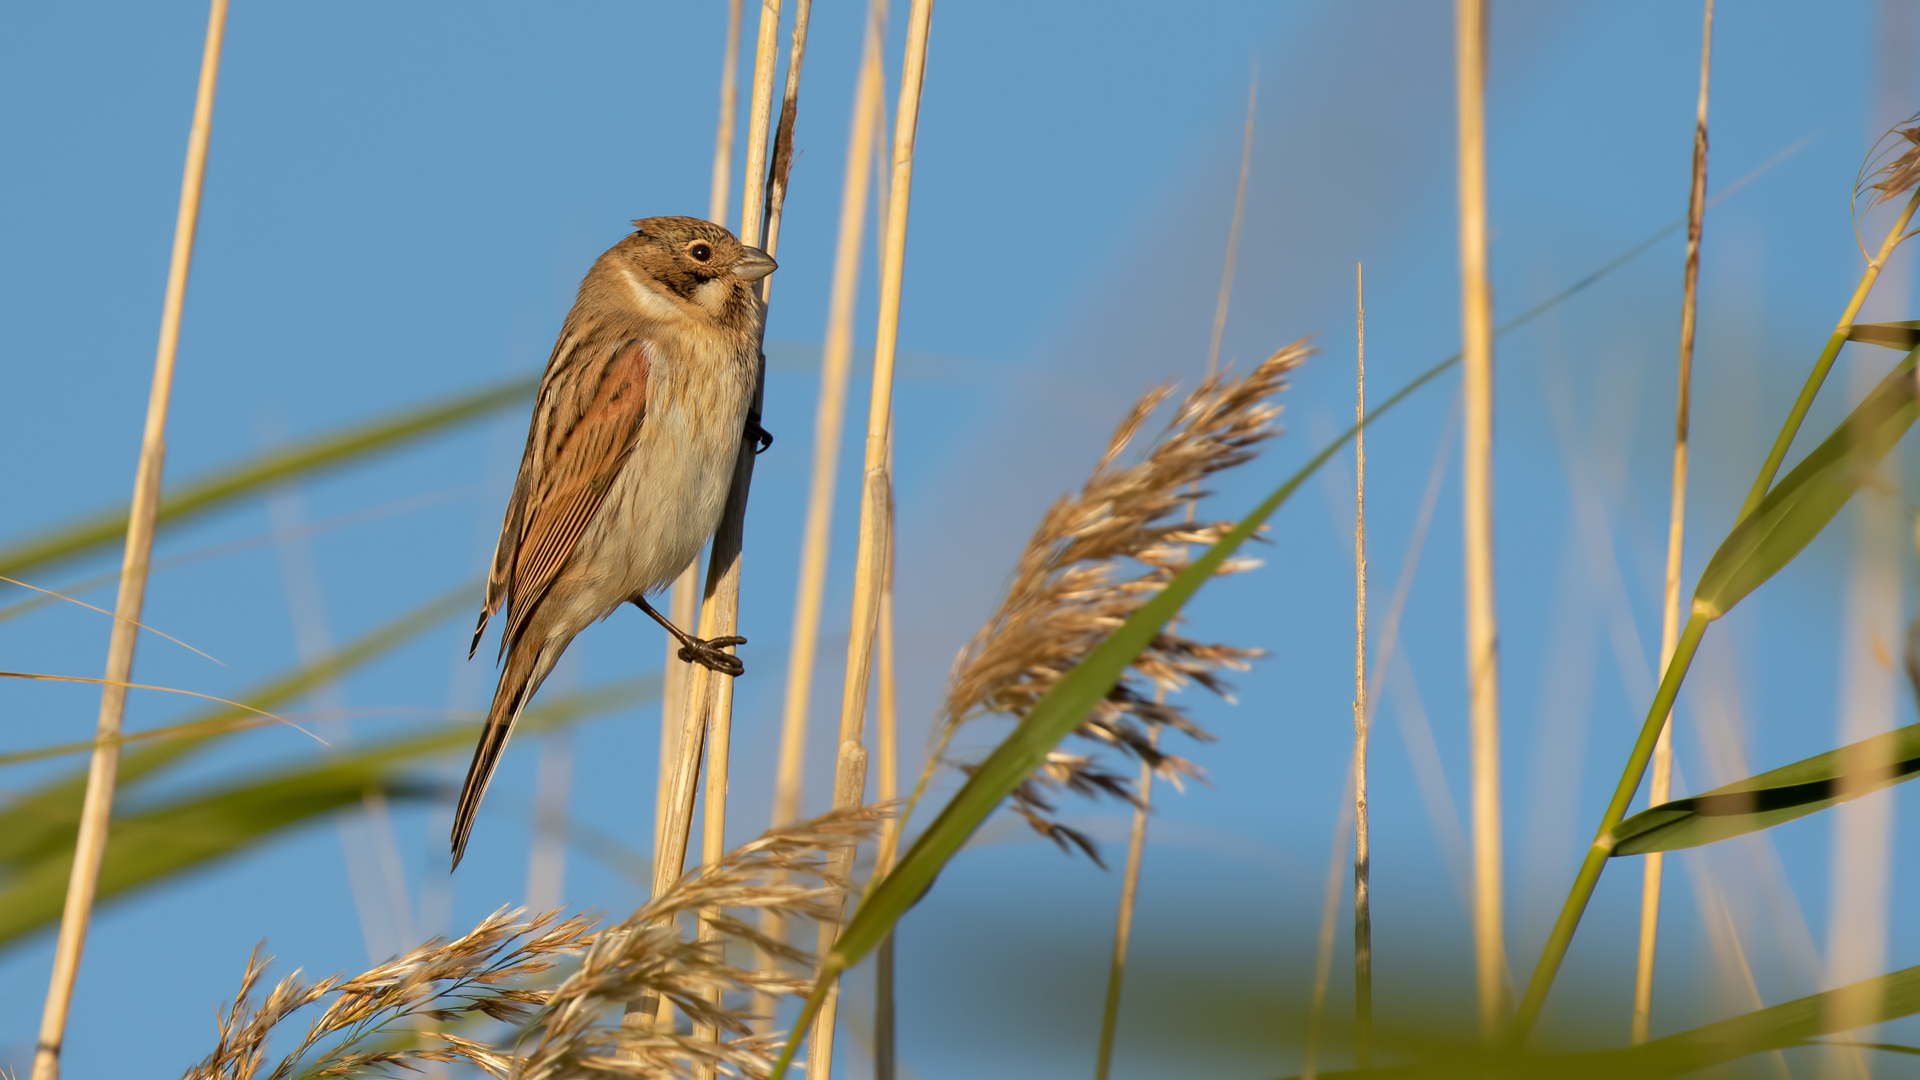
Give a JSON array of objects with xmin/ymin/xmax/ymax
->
[{"xmin": 621, "ymin": 216, "xmax": 777, "ymax": 322}]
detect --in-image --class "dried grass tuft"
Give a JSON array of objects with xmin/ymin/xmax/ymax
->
[
  {"xmin": 932, "ymin": 342, "xmax": 1309, "ymax": 861},
  {"xmin": 1870, "ymin": 119, "xmax": 1920, "ymax": 205},
  {"xmin": 183, "ymin": 807, "xmax": 882, "ymax": 1080}
]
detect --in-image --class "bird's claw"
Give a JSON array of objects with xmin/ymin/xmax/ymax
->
[{"xmin": 679, "ymin": 635, "xmax": 747, "ymax": 677}]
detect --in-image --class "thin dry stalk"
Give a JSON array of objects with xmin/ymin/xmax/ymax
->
[
  {"xmin": 873, "ymin": 430, "xmax": 902, "ymax": 1080},
  {"xmin": 1093, "ymin": 75, "xmax": 1257, "ymax": 1080},
  {"xmin": 656, "ymin": 0, "xmax": 746, "ymax": 951},
  {"xmin": 1632, "ymin": 0, "xmax": 1713, "ymax": 1045},
  {"xmin": 1454, "ymin": 0, "xmax": 1508, "ymax": 1040},
  {"xmin": 1352, "ymin": 264, "xmax": 1372, "ymax": 1067},
  {"xmin": 1302, "ymin": 762, "xmax": 1358, "ymax": 1080},
  {"xmin": 812, "ymin": 3, "xmax": 935, "ymax": 1070},
  {"xmin": 647, "ymin": 0, "xmax": 797, "ymax": 1036},
  {"xmin": 660, "ymin": 0, "xmax": 748, "ymax": 968},
  {"xmin": 767, "ymin": 0, "xmax": 889, "ymax": 850},
  {"xmin": 33, "ymin": 4, "xmax": 229, "ymax": 1078}
]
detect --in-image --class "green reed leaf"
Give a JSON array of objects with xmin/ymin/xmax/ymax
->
[
  {"xmin": 1851, "ymin": 320, "xmax": 1920, "ymax": 351},
  {"xmin": 0, "ymin": 581, "xmax": 476, "ymax": 867},
  {"xmin": 1609, "ymin": 721, "xmax": 1920, "ymax": 856},
  {"xmin": 0, "ymin": 376, "xmax": 534, "ymax": 580},
  {"xmin": 1692, "ymin": 348, "xmax": 1918, "ymax": 620},
  {"xmin": 0, "ymin": 677, "xmax": 652, "ymax": 949}
]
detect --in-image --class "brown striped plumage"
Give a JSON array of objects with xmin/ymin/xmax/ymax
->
[{"xmin": 453, "ymin": 216, "xmax": 775, "ymax": 867}]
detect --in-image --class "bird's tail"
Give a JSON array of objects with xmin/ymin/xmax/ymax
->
[{"xmin": 451, "ymin": 627, "xmax": 549, "ymax": 868}]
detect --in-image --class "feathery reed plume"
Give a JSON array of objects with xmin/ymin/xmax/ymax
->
[
  {"xmin": 182, "ymin": 909, "xmax": 597, "ymax": 1080},
  {"xmin": 923, "ymin": 344, "xmax": 1305, "ymax": 860},
  {"xmin": 184, "ymin": 808, "xmax": 881, "ymax": 1080},
  {"xmin": 1865, "ymin": 115, "xmax": 1920, "ymax": 206},
  {"xmin": 35, "ymin": 6, "xmax": 229, "ymax": 1074},
  {"xmin": 1633, "ymin": 0, "xmax": 1713, "ymax": 1045}
]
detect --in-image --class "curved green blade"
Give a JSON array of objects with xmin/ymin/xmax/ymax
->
[
  {"xmin": 0, "ymin": 581, "xmax": 476, "ymax": 867},
  {"xmin": 0, "ymin": 376, "xmax": 533, "ymax": 580},
  {"xmin": 0, "ymin": 677, "xmax": 653, "ymax": 949},
  {"xmin": 1609, "ymin": 721, "xmax": 1920, "ymax": 856},
  {"xmin": 1851, "ymin": 320, "xmax": 1920, "ymax": 350},
  {"xmin": 1693, "ymin": 348, "xmax": 1919, "ymax": 620}
]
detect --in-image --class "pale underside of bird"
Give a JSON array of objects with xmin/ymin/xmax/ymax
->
[{"xmin": 451, "ymin": 216, "xmax": 776, "ymax": 867}]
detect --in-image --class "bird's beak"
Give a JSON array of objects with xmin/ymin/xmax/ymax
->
[{"xmin": 733, "ymin": 246, "xmax": 778, "ymax": 282}]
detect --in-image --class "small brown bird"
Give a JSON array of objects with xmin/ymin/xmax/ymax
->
[{"xmin": 453, "ymin": 216, "xmax": 776, "ymax": 867}]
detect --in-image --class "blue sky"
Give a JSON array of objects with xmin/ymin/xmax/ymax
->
[{"xmin": 3, "ymin": 1, "xmax": 1920, "ymax": 1076}]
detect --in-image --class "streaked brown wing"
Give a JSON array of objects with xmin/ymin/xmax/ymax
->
[{"xmin": 493, "ymin": 331, "xmax": 652, "ymax": 654}]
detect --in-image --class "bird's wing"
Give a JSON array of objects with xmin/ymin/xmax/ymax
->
[{"xmin": 483, "ymin": 325, "xmax": 653, "ymax": 657}]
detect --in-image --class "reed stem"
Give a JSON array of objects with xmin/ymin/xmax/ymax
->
[
  {"xmin": 874, "ymin": 432, "xmax": 901, "ymax": 1080},
  {"xmin": 1632, "ymin": 0, "xmax": 1713, "ymax": 1045},
  {"xmin": 810, "ymin": 2, "xmax": 934, "ymax": 1072},
  {"xmin": 1739, "ymin": 184, "xmax": 1920, "ymax": 520},
  {"xmin": 1352, "ymin": 264, "xmax": 1372, "ymax": 1067},
  {"xmin": 1515, "ymin": 613, "xmax": 1708, "ymax": 1040},
  {"xmin": 31, "ymin": 3, "xmax": 228, "ymax": 1078},
  {"xmin": 656, "ymin": 0, "xmax": 745, "ymax": 901},
  {"xmin": 1454, "ymin": 0, "xmax": 1508, "ymax": 1040}
]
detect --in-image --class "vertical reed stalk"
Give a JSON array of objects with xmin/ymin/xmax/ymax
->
[
  {"xmin": 700, "ymin": 2, "xmax": 813, "ymax": 1067},
  {"xmin": 657, "ymin": 0, "xmax": 746, "ymax": 886},
  {"xmin": 1454, "ymin": 0, "xmax": 1507, "ymax": 1040},
  {"xmin": 1352, "ymin": 264, "xmax": 1372, "ymax": 1068},
  {"xmin": 1091, "ymin": 72, "xmax": 1256, "ymax": 1080},
  {"xmin": 873, "ymin": 432, "xmax": 901, "ymax": 1080},
  {"xmin": 642, "ymin": 0, "xmax": 796, "ymax": 1043},
  {"xmin": 769, "ymin": 0, "xmax": 888, "ymax": 848},
  {"xmin": 810, "ymin": 3, "xmax": 934, "ymax": 1073},
  {"xmin": 1632, "ymin": 0, "xmax": 1713, "ymax": 1045},
  {"xmin": 31, "ymin": 4, "xmax": 228, "ymax": 1078},
  {"xmin": 1302, "ymin": 763, "xmax": 1358, "ymax": 1080}
]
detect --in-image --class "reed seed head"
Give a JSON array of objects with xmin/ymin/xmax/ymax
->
[{"xmin": 935, "ymin": 342, "xmax": 1310, "ymax": 862}]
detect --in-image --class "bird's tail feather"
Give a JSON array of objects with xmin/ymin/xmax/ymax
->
[{"xmin": 451, "ymin": 630, "xmax": 546, "ymax": 868}]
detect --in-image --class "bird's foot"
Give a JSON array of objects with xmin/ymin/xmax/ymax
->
[
  {"xmin": 746, "ymin": 418, "xmax": 774, "ymax": 454},
  {"xmin": 679, "ymin": 635, "xmax": 747, "ymax": 677}
]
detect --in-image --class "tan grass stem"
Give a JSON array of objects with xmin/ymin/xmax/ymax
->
[
  {"xmin": 1454, "ymin": 0, "xmax": 1508, "ymax": 1040},
  {"xmin": 874, "ymin": 431, "xmax": 902, "ymax": 1080},
  {"xmin": 1632, "ymin": 0, "xmax": 1713, "ymax": 1045},
  {"xmin": 709, "ymin": 0, "xmax": 744, "ymax": 230},
  {"xmin": 645, "ymin": 0, "xmax": 797, "ymax": 1042},
  {"xmin": 1303, "ymin": 761, "xmax": 1358, "ymax": 1080},
  {"xmin": 771, "ymin": 0, "xmax": 888, "ymax": 842},
  {"xmin": 1352, "ymin": 264, "xmax": 1372, "ymax": 1067},
  {"xmin": 31, "ymin": 2, "xmax": 228, "ymax": 1077},
  {"xmin": 812, "ymin": 2, "xmax": 934, "ymax": 1071},
  {"xmin": 1093, "ymin": 77, "xmax": 1256, "ymax": 1080}
]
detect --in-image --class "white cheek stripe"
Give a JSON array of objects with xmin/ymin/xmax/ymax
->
[{"xmin": 619, "ymin": 267, "xmax": 687, "ymax": 322}]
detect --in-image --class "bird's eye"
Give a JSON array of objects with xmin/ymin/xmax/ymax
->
[{"xmin": 688, "ymin": 242, "xmax": 713, "ymax": 262}]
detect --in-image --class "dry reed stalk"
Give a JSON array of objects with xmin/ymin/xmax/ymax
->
[
  {"xmin": 32, "ymin": 4, "xmax": 229, "ymax": 1077},
  {"xmin": 1352, "ymin": 264, "xmax": 1372, "ymax": 1067},
  {"xmin": 1093, "ymin": 76, "xmax": 1256, "ymax": 1080},
  {"xmin": 872, "ymin": 430, "xmax": 902, "ymax": 1080},
  {"xmin": 768, "ymin": 0, "xmax": 889, "ymax": 849},
  {"xmin": 1632, "ymin": 0, "xmax": 1713, "ymax": 1045},
  {"xmin": 181, "ymin": 808, "xmax": 881, "ymax": 1080},
  {"xmin": 660, "ymin": 0, "xmax": 747, "ymax": 861},
  {"xmin": 645, "ymin": 0, "xmax": 792, "ymax": 1037},
  {"xmin": 744, "ymin": 2, "xmax": 885, "ymax": 994},
  {"xmin": 1302, "ymin": 761, "xmax": 1357, "ymax": 1080},
  {"xmin": 1453, "ymin": 0, "xmax": 1507, "ymax": 1040},
  {"xmin": 811, "ymin": 5, "xmax": 934, "ymax": 1070}
]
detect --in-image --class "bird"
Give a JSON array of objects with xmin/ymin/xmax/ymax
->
[{"xmin": 451, "ymin": 215, "xmax": 776, "ymax": 868}]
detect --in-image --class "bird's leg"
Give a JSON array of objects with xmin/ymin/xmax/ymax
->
[
  {"xmin": 632, "ymin": 595, "xmax": 746, "ymax": 677},
  {"xmin": 745, "ymin": 416, "xmax": 774, "ymax": 455}
]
